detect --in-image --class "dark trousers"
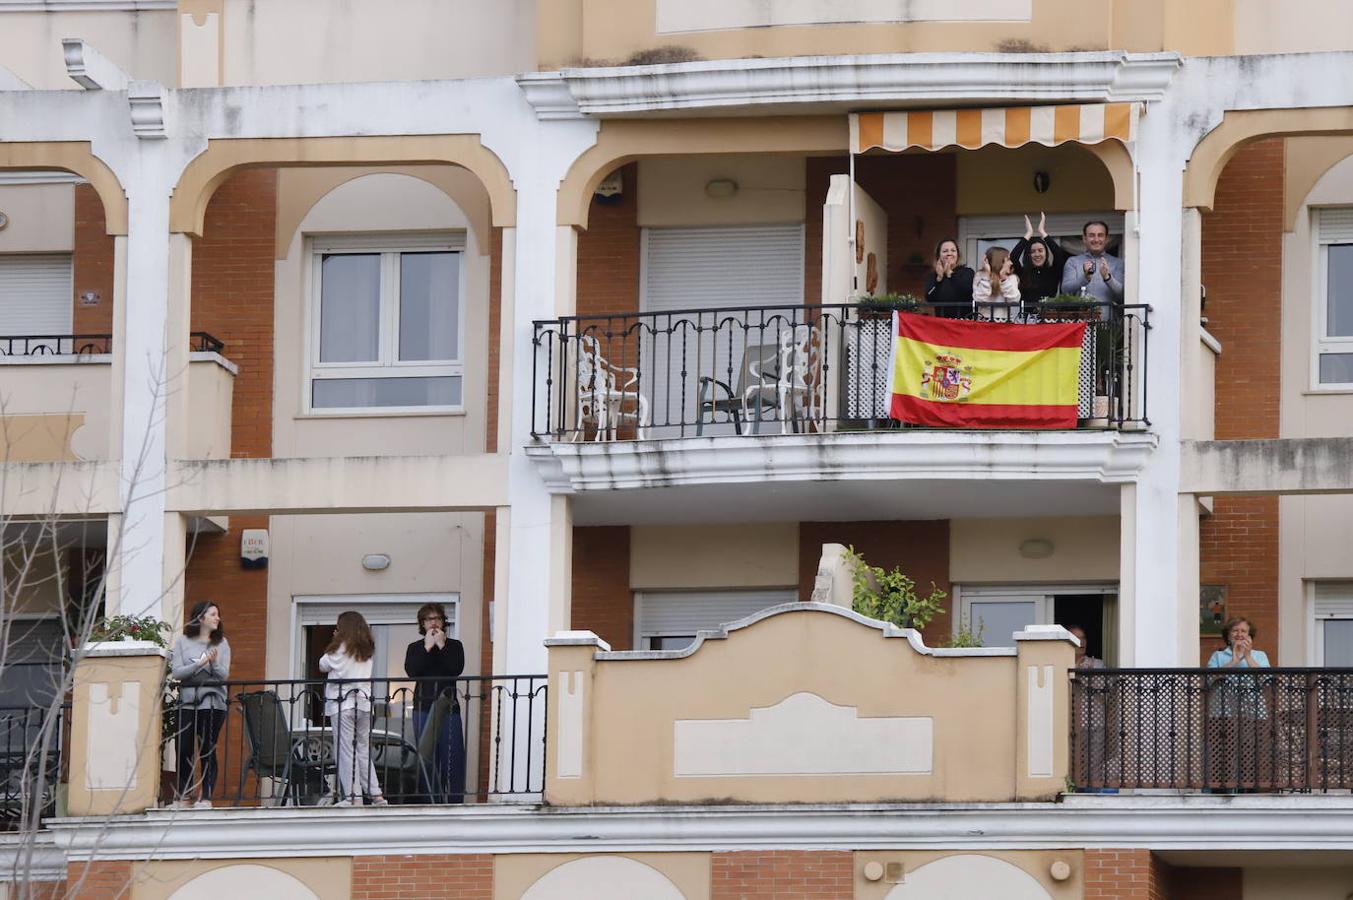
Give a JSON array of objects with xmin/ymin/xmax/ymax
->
[
  {"xmin": 414, "ymin": 707, "xmax": 466, "ymax": 803},
  {"xmin": 176, "ymin": 707, "xmax": 227, "ymax": 799}
]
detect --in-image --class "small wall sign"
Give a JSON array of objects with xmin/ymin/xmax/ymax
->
[{"xmin": 241, "ymin": 529, "xmax": 269, "ymax": 569}]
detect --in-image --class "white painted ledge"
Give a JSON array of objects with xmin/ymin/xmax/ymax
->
[
  {"xmin": 527, "ymin": 430, "xmax": 1158, "ymax": 493},
  {"xmin": 34, "ymin": 796, "xmax": 1353, "ymax": 862},
  {"xmin": 518, "ymin": 51, "xmax": 1181, "ymax": 119}
]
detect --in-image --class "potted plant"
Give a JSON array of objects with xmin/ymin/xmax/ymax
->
[
  {"xmin": 89, "ymin": 615, "xmax": 177, "ymax": 779},
  {"xmin": 1039, "ymin": 293, "xmax": 1102, "ymax": 322},
  {"xmin": 843, "ymin": 547, "xmax": 948, "ymax": 631},
  {"xmin": 856, "ymin": 292, "xmax": 923, "ymax": 316}
]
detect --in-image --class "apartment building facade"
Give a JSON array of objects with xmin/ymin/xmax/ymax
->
[{"xmin": 2, "ymin": 0, "xmax": 1353, "ymax": 897}]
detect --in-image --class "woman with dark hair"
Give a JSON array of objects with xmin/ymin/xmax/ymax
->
[
  {"xmin": 169, "ymin": 601, "xmax": 231, "ymax": 807},
  {"xmin": 320, "ymin": 611, "xmax": 387, "ymax": 806},
  {"xmin": 404, "ymin": 602, "xmax": 466, "ymax": 802},
  {"xmin": 923, "ymin": 238, "xmax": 975, "ymax": 319},
  {"xmin": 1012, "ymin": 213, "xmax": 1071, "ymax": 305}
]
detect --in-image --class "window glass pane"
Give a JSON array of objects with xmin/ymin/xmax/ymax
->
[
  {"xmin": 1319, "ymin": 353, "xmax": 1353, "ymax": 385},
  {"xmin": 1323, "ymin": 620, "xmax": 1353, "ymax": 667},
  {"xmin": 968, "ymin": 601, "xmax": 1037, "ymax": 647},
  {"xmin": 1328, "ymin": 244, "xmax": 1353, "ymax": 337},
  {"xmin": 399, "ymin": 252, "xmax": 459, "ymax": 361},
  {"xmin": 312, "ymin": 375, "xmax": 462, "ymax": 409},
  {"xmin": 319, "ymin": 254, "xmax": 381, "ymax": 362}
]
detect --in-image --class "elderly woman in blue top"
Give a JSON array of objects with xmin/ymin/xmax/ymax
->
[
  {"xmin": 1205, "ymin": 616, "xmax": 1271, "ymax": 791},
  {"xmin": 1207, "ymin": 617, "xmax": 1270, "ymax": 670},
  {"xmin": 169, "ymin": 601, "xmax": 232, "ymax": 808}
]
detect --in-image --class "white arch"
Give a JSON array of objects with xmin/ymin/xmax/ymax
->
[
  {"xmin": 521, "ymin": 857, "xmax": 687, "ymax": 900},
  {"xmin": 884, "ymin": 854, "xmax": 1053, "ymax": 900},
  {"xmin": 167, "ymin": 863, "xmax": 319, "ymax": 899}
]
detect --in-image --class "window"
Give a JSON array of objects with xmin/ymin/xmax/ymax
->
[
  {"xmin": 956, "ymin": 585, "xmax": 1117, "ymax": 659},
  {"xmin": 634, "ymin": 588, "xmax": 797, "ymax": 651},
  {"xmin": 308, "ymin": 234, "xmax": 464, "ymax": 412},
  {"xmin": 1314, "ymin": 583, "xmax": 1353, "ymax": 666},
  {"xmin": 1315, "ymin": 209, "xmax": 1353, "ymax": 387},
  {"xmin": 0, "ymin": 254, "xmax": 73, "ymax": 353}
]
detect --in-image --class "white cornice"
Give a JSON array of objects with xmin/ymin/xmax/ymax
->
[
  {"xmin": 36, "ymin": 796, "xmax": 1353, "ymax": 862},
  {"xmin": 526, "ymin": 430, "xmax": 1158, "ymax": 493},
  {"xmin": 0, "ymin": 1, "xmax": 175, "ymax": 11},
  {"xmin": 517, "ymin": 51, "xmax": 1182, "ymax": 119}
]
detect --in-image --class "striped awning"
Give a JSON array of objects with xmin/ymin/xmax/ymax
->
[{"xmin": 850, "ymin": 103, "xmax": 1138, "ymax": 154}]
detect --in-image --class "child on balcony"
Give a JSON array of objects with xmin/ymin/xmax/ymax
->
[
  {"xmin": 320, "ymin": 611, "xmax": 388, "ymax": 807},
  {"xmin": 972, "ymin": 246, "xmax": 1021, "ymax": 321}
]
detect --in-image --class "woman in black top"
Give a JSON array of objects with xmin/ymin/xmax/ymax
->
[
  {"xmin": 404, "ymin": 601, "xmax": 466, "ymax": 802},
  {"xmin": 1011, "ymin": 213, "xmax": 1071, "ymax": 307},
  {"xmin": 924, "ymin": 238, "xmax": 975, "ymax": 318}
]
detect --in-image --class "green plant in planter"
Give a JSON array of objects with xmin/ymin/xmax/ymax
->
[
  {"xmin": 844, "ymin": 546, "xmax": 947, "ymax": 630},
  {"xmin": 941, "ymin": 618, "xmax": 985, "ymax": 648},
  {"xmin": 857, "ymin": 292, "xmax": 923, "ymax": 313},
  {"xmin": 89, "ymin": 614, "xmax": 172, "ymax": 647}
]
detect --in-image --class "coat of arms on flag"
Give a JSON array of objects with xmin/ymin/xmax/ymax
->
[
  {"xmin": 920, "ymin": 353, "xmax": 973, "ymax": 401},
  {"xmin": 889, "ymin": 313, "xmax": 1085, "ymax": 429}
]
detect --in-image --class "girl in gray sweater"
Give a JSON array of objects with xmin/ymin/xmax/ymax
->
[{"xmin": 169, "ymin": 601, "xmax": 231, "ymax": 807}]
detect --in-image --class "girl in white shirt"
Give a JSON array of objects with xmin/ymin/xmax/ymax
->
[
  {"xmin": 972, "ymin": 246, "xmax": 1021, "ymax": 322},
  {"xmin": 319, "ymin": 611, "xmax": 387, "ymax": 806}
]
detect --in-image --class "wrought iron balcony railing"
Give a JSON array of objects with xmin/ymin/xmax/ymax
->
[
  {"xmin": 532, "ymin": 301, "xmax": 1149, "ymax": 442},
  {"xmin": 1071, "ymin": 668, "xmax": 1353, "ymax": 794},
  {"xmin": 0, "ymin": 332, "xmax": 225, "ymax": 357}
]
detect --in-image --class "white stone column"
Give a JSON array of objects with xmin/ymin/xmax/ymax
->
[{"xmin": 1120, "ymin": 106, "xmax": 1190, "ymax": 667}]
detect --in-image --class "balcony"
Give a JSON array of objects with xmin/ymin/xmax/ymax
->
[
  {"xmin": 528, "ymin": 302, "xmax": 1155, "ymax": 516},
  {"xmin": 0, "ymin": 332, "xmax": 233, "ymax": 462}
]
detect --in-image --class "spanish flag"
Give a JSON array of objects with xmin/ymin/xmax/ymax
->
[{"xmin": 890, "ymin": 313, "xmax": 1086, "ymax": 429}]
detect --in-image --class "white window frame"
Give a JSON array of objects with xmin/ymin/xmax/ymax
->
[
  {"xmin": 304, "ymin": 232, "xmax": 466, "ymax": 416},
  {"xmin": 288, "ymin": 592, "xmax": 460, "ymax": 680},
  {"xmin": 955, "ymin": 583, "xmax": 1118, "ymax": 648},
  {"xmin": 1312, "ymin": 208, "xmax": 1353, "ymax": 390},
  {"xmin": 633, "ymin": 587, "xmax": 797, "ymax": 651},
  {"xmin": 1313, "ymin": 582, "xmax": 1353, "ymax": 666}
]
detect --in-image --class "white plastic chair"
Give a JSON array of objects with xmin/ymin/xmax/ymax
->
[{"xmin": 574, "ymin": 334, "xmax": 650, "ymax": 441}]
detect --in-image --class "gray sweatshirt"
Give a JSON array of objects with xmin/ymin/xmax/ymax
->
[{"xmin": 170, "ymin": 634, "xmax": 232, "ymax": 710}]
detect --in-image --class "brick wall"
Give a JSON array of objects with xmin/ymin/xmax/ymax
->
[
  {"xmin": 71, "ymin": 182, "xmax": 115, "ymax": 334},
  {"xmin": 571, "ymin": 525, "xmax": 633, "ymax": 651},
  {"xmin": 1198, "ymin": 138, "xmax": 1285, "ymax": 663},
  {"xmin": 710, "ymin": 850, "xmax": 854, "ymax": 900},
  {"xmin": 478, "ymin": 512, "xmax": 496, "ymax": 792},
  {"xmin": 806, "ymin": 155, "xmax": 959, "ymax": 303},
  {"xmin": 351, "ymin": 854, "xmax": 492, "ymax": 900},
  {"xmin": 182, "ymin": 168, "xmax": 278, "ymax": 686},
  {"xmin": 798, "ymin": 520, "xmax": 952, "ymax": 645},
  {"xmin": 576, "ymin": 163, "xmax": 640, "ymax": 317},
  {"xmin": 64, "ymin": 860, "xmax": 132, "ymax": 899},
  {"xmin": 1083, "ymin": 849, "xmax": 1169, "ymax": 900},
  {"xmin": 486, "ymin": 226, "xmax": 502, "ymax": 453}
]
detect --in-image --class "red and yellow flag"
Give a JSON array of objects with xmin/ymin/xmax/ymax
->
[{"xmin": 889, "ymin": 313, "xmax": 1086, "ymax": 429}]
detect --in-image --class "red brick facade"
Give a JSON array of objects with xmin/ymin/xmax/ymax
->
[
  {"xmin": 64, "ymin": 860, "xmax": 132, "ymax": 899},
  {"xmin": 576, "ymin": 163, "xmax": 641, "ymax": 318},
  {"xmin": 71, "ymin": 183, "xmax": 115, "ymax": 335},
  {"xmin": 351, "ymin": 854, "xmax": 493, "ymax": 900},
  {"xmin": 711, "ymin": 850, "xmax": 854, "ymax": 900},
  {"xmin": 182, "ymin": 168, "xmax": 278, "ymax": 683},
  {"xmin": 1198, "ymin": 138, "xmax": 1286, "ymax": 663},
  {"xmin": 571, "ymin": 525, "xmax": 633, "ymax": 651},
  {"xmin": 1084, "ymin": 849, "xmax": 1169, "ymax": 900},
  {"xmin": 798, "ymin": 520, "xmax": 953, "ymax": 645}
]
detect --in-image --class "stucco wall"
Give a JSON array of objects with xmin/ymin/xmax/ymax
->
[
  {"xmin": 0, "ymin": 183, "xmax": 73, "ymax": 252},
  {"xmin": 1233, "ymin": 0, "xmax": 1353, "ymax": 53},
  {"xmin": 215, "ymin": 0, "xmax": 534, "ymax": 86},
  {"xmin": 630, "ymin": 523, "xmax": 799, "ymax": 589},
  {"xmin": 262, "ymin": 511, "xmax": 484, "ymax": 681},
  {"xmin": 0, "ymin": 10, "xmax": 175, "ymax": 89},
  {"xmin": 1277, "ymin": 144, "xmax": 1353, "ymax": 663},
  {"xmin": 955, "ymin": 144, "xmax": 1118, "ymax": 216},
  {"xmin": 636, "ymin": 156, "xmax": 806, "ymax": 228},
  {"xmin": 950, "ymin": 517, "xmax": 1119, "ymax": 584},
  {"xmin": 272, "ymin": 170, "xmax": 490, "ymax": 459}
]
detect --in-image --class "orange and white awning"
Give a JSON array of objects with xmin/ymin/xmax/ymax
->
[{"xmin": 850, "ymin": 103, "xmax": 1139, "ymax": 154}]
